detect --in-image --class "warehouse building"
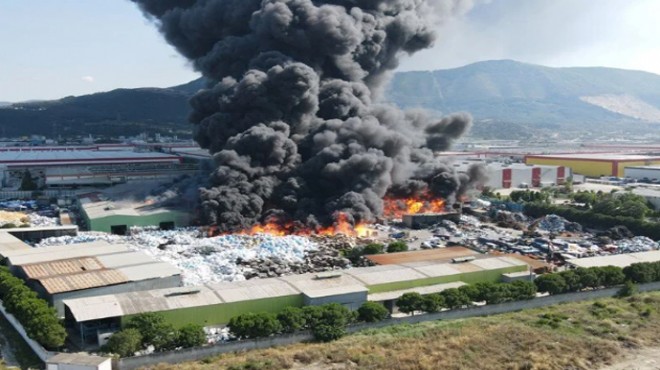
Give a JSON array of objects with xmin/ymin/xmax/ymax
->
[
  {"xmin": 525, "ymin": 153, "xmax": 660, "ymax": 178},
  {"xmin": 624, "ymin": 166, "xmax": 660, "ymax": 181},
  {"xmin": 78, "ymin": 194, "xmax": 190, "ymax": 234},
  {"xmin": 63, "ymin": 256, "xmax": 528, "ymax": 346},
  {"xmin": 455, "ymin": 162, "xmax": 570, "ymax": 189},
  {"xmin": 0, "ymin": 150, "xmax": 191, "ymax": 188},
  {"xmin": 566, "ymin": 250, "xmax": 660, "ymax": 269},
  {"xmin": 631, "ymin": 188, "xmax": 660, "ymax": 209},
  {"xmin": 3, "ymin": 241, "xmax": 182, "ymax": 317}
]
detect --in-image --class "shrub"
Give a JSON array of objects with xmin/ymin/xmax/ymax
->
[
  {"xmin": 304, "ymin": 303, "xmax": 354, "ymax": 342},
  {"xmin": 534, "ymin": 273, "xmax": 567, "ymax": 295},
  {"xmin": 420, "ymin": 294, "xmax": 444, "ymax": 313},
  {"xmin": 228, "ymin": 312, "xmax": 282, "ymax": 339},
  {"xmin": 357, "ymin": 302, "xmax": 389, "ymax": 322},
  {"xmin": 125, "ymin": 312, "xmax": 179, "ymax": 351},
  {"xmin": 396, "ymin": 292, "xmax": 423, "ymax": 315},
  {"xmin": 440, "ymin": 288, "xmax": 471, "ymax": 309},
  {"xmin": 103, "ymin": 329, "xmax": 143, "ymax": 357},
  {"xmin": 362, "ymin": 243, "xmax": 385, "ymax": 255},
  {"xmin": 386, "ymin": 241, "xmax": 408, "ymax": 253},
  {"xmin": 177, "ymin": 324, "xmax": 206, "ymax": 348},
  {"xmin": 617, "ymin": 280, "xmax": 638, "ymax": 298},
  {"xmin": 277, "ymin": 307, "xmax": 306, "ymax": 333},
  {"xmin": 623, "ymin": 263, "xmax": 656, "ymax": 284}
]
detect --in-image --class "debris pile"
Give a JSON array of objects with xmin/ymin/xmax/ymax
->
[
  {"xmin": 537, "ymin": 214, "xmax": 582, "ymax": 233},
  {"xmin": 38, "ymin": 228, "xmax": 362, "ymax": 285},
  {"xmin": 614, "ymin": 237, "xmax": 659, "ymax": 253}
]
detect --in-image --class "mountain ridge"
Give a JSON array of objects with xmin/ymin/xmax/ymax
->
[{"xmin": 2, "ymin": 60, "xmax": 659, "ymax": 138}]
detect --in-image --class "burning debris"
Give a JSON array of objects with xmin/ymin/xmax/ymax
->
[{"xmin": 131, "ymin": 0, "xmax": 486, "ymax": 233}]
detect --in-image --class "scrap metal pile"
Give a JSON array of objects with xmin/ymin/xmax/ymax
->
[{"xmin": 37, "ymin": 228, "xmax": 357, "ymax": 285}]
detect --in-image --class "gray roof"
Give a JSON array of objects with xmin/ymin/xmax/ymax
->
[
  {"xmin": 567, "ymin": 250, "xmax": 660, "ymax": 269},
  {"xmin": 368, "ymin": 282, "xmax": 466, "ymax": 302},
  {"xmin": 64, "ymin": 256, "xmax": 529, "ymax": 323},
  {"xmin": 0, "ymin": 150, "xmax": 180, "ymax": 164}
]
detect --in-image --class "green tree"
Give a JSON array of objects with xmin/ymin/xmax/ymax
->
[
  {"xmin": 304, "ymin": 303, "xmax": 354, "ymax": 342},
  {"xmin": 558, "ymin": 270, "xmax": 582, "ymax": 292},
  {"xmin": 617, "ymin": 280, "xmax": 638, "ymax": 298},
  {"xmin": 623, "ymin": 263, "xmax": 656, "ymax": 284},
  {"xmin": 396, "ymin": 292, "xmax": 423, "ymax": 315},
  {"xmin": 228, "ymin": 312, "xmax": 281, "ymax": 339},
  {"xmin": 507, "ymin": 280, "xmax": 537, "ymax": 301},
  {"xmin": 277, "ymin": 307, "xmax": 306, "ymax": 333},
  {"xmin": 458, "ymin": 284, "xmax": 481, "ymax": 302},
  {"xmin": 125, "ymin": 312, "xmax": 179, "ymax": 351},
  {"xmin": 440, "ymin": 288, "xmax": 471, "ymax": 309},
  {"xmin": 595, "ymin": 266, "xmax": 626, "ymax": 286},
  {"xmin": 103, "ymin": 329, "xmax": 143, "ymax": 357},
  {"xmin": 387, "ymin": 241, "xmax": 409, "ymax": 253},
  {"xmin": 19, "ymin": 170, "xmax": 38, "ymax": 191},
  {"xmin": 420, "ymin": 294, "xmax": 445, "ymax": 313},
  {"xmin": 574, "ymin": 267, "xmax": 600, "ymax": 289},
  {"xmin": 362, "ymin": 243, "xmax": 385, "ymax": 255},
  {"xmin": 177, "ymin": 324, "xmax": 206, "ymax": 348},
  {"xmin": 534, "ymin": 273, "xmax": 567, "ymax": 295},
  {"xmin": 357, "ymin": 302, "xmax": 389, "ymax": 322}
]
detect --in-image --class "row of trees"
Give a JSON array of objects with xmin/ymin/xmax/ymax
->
[
  {"xmin": 0, "ymin": 267, "xmax": 66, "ymax": 349},
  {"xmin": 534, "ymin": 266, "xmax": 626, "ymax": 295},
  {"xmin": 396, "ymin": 280, "xmax": 537, "ymax": 314},
  {"xmin": 570, "ymin": 191, "xmax": 656, "ymax": 219},
  {"xmin": 103, "ymin": 313, "xmax": 205, "ymax": 357},
  {"xmin": 524, "ymin": 202, "xmax": 660, "ymax": 240},
  {"xmin": 228, "ymin": 303, "xmax": 370, "ymax": 343}
]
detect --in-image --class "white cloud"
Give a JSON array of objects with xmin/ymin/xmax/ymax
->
[{"xmin": 81, "ymin": 75, "xmax": 94, "ymax": 83}]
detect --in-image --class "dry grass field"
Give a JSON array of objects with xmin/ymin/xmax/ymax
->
[{"xmin": 145, "ymin": 292, "xmax": 660, "ymax": 370}]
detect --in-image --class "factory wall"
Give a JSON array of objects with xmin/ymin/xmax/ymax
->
[
  {"xmin": 86, "ymin": 211, "xmax": 190, "ymax": 233},
  {"xmin": 120, "ymin": 295, "xmax": 304, "ymax": 329},
  {"xmin": 625, "ymin": 167, "xmax": 660, "ymax": 180},
  {"xmin": 525, "ymin": 158, "xmax": 611, "ymax": 177},
  {"xmin": 367, "ymin": 265, "xmax": 527, "ymax": 294},
  {"xmin": 511, "ymin": 167, "xmax": 532, "ymax": 188},
  {"xmin": 51, "ymin": 276, "xmax": 183, "ymax": 317},
  {"xmin": 303, "ymin": 291, "xmax": 368, "ymax": 310}
]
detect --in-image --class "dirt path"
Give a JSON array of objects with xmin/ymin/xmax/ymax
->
[{"xmin": 601, "ymin": 347, "xmax": 660, "ymax": 370}]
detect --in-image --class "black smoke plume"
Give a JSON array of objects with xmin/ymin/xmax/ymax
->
[{"xmin": 132, "ymin": 0, "xmax": 484, "ymax": 232}]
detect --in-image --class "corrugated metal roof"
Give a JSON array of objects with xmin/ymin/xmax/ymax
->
[
  {"xmin": 20, "ymin": 257, "xmax": 103, "ymax": 279},
  {"xmin": 5, "ymin": 241, "xmax": 124, "ymax": 265},
  {"xmin": 39, "ymin": 269, "xmax": 128, "ymax": 294},
  {"xmin": 278, "ymin": 273, "xmax": 367, "ymax": 298},
  {"xmin": 118, "ymin": 262, "xmax": 182, "ymax": 281},
  {"xmin": 0, "ymin": 150, "xmax": 180, "ymax": 163},
  {"xmin": 0, "ymin": 232, "xmax": 30, "ymax": 256},
  {"xmin": 63, "ymin": 256, "xmax": 532, "ymax": 323},
  {"xmin": 568, "ymin": 250, "xmax": 660, "ymax": 269}
]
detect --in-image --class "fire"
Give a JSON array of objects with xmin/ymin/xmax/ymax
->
[
  {"xmin": 383, "ymin": 192, "xmax": 446, "ymax": 218},
  {"xmin": 231, "ymin": 212, "xmax": 370, "ymax": 237}
]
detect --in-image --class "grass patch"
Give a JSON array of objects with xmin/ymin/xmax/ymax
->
[{"xmin": 147, "ymin": 293, "xmax": 660, "ymax": 370}]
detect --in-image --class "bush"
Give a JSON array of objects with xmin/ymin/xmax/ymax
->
[
  {"xmin": 177, "ymin": 324, "xmax": 206, "ymax": 348},
  {"xmin": 103, "ymin": 329, "xmax": 143, "ymax": 357},
  {"xmin": 125, "ymin": 312, "xmax": 179, "ymax": 351},
  {"xmin": 357, "ymin": 302, "xmax": 389, "ymax": 322},
  {"xmin": 617, "ymin": 280, "xmax": 638, "ymax": 298},
  {"xmin": 277, "ymin": 307, "xmax": 306, "ymax": 333},
  {"xmin": 623, "ymin": 263, "xmax": 657, "ymax": 284},
  {"xmin": 440, "ymin": 288, "xmax": 471, "ymax": 309},
  {"xmin": 303, "ymin": 303, "xmax": 354, "ymax": 342},
  {"xmin": 534, "ymin": 273, "xmax": 567, "ymax": 295},
  {"xmin": 0, "ymin": 267, "xmax": 66, "ymax": 349},
  {"xmin": 362, "ymin": 243, "xmax": 384, "ymax": 255},
  {"xmin": 396, "ymin": 292, "xmax": 423, "ymax": 315},
  {"xmin": 228, "ymin": 312, "xmax": 282, "ymax": 339},
  {"xmin": 420, "ymin": 294, "xmax": 444, "ymax": 313},
  {"xmin": 387, "ymin": 241, "xmax": 408, "ymax": 253}
]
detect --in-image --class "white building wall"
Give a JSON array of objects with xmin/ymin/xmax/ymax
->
[
  {"xmin": 511, "ymin": 167, "xmax": 532, "ymax": 188},
  {"xmin": 539, "ymin": 166, "xmax": 558, "ymax": 185},
  {"xmin": 485, "ymin": 166, "xmax": 503, "ymax": 189},
  {"xmin": 625, "ymin": 167, "xmax": 660, "ymax": 180}
]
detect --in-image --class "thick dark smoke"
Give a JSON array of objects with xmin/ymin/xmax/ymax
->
[{"xmin": 132, "ymin": 0, "xmax": 485, "ymax": 231}]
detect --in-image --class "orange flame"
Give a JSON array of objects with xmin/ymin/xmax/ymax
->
[
  {"xmin": 234, "ymin": 212, "xmax": 371, "ymax": 237},
  {"xmin": 383, "ymin": 192, "xmax": 446, "ymax": 219}
]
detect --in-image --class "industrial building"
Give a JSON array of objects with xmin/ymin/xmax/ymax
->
[
  {"xmin": 2, "ymin": 241, "xmax": 182, "ymax": 317},
  {"xmin": 624, "ymin": 166, "xmax": 660, "ymax": 181},
  {"xmin": 454, "ymin": 162, "xmax": 570, "ymax": 189},
  {"xmin": 63, "ymin": 255, "xmax": 528, "ymax": 346},
  {"xmin": 566, "ymin": 250, "xmax": 660, "ymax": 269},
  {"xmin": 525, "ymin": 153, "xmax": 660, "ymax": 177},
  {"xmin": 631, "ymin": 188, "xmax": 660, "ymax": 209},
  {"xmin": 78, "ymin": 193, "xmax": 191, "ymax": 234},
  {"xmin": 46, "ymin": 353, "xmax": 111, "ymax": 370},
  {"xmin": 0, "ymin": 150, "xmax": 194, "ymax": 188}
]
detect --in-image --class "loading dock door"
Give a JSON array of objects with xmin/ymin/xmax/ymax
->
[{"xmin": 110, "ymin": 225, "xmax": 127, "ymax": 235}]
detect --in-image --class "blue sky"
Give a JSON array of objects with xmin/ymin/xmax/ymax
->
[{"xmin": 1, "ymin": 0, "xmax": 659, "ymax": 102}]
